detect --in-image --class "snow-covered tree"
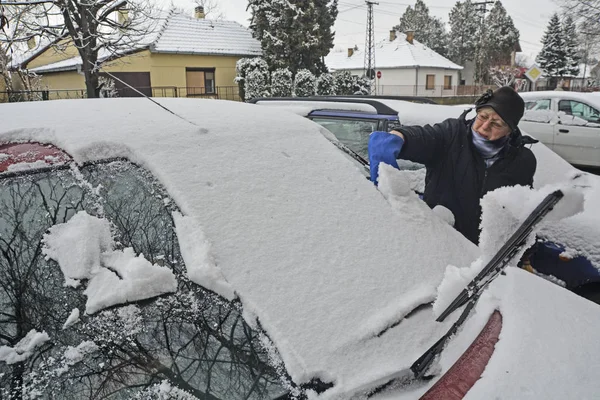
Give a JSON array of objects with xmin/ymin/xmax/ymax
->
[
  {"xmin": 271, "ymin": 68, "xmax": 293, "ymax": 97},
  {"xmin": 293, "ymin": 69, "xmax": 316, "ymax": 97},
  {"xmin": 560, "ymin": 0, "xmax": 600, "ymax": 40},
  {"xmin": 447, "ymin": 0, "xmax": 480, "ymax": 66},
  {"xmin": 248, "ymin": 0, "xmax": 338, "ymax": 75},
  {"xmin": 235, "ymin": 57, "xmax": 269, "ymax": 101},
  {"xmin": 537, "ymin": 13, "xmax": 567, "ymax": 86},
  {"xmin": 562, "ymin": 16, "xmax": 580, "ymax": 77},
  {"xmin": 484, "ymin": 1, "xmax": 519, "ymax": 66},
  {"xmin": 245, "ymin": 69, "xmax": 271, "ymax": 101},
  {"xmin": 476, "ymin": 1, "xmax": 520, "ymax": 83},
  {"xmin": 316, "ymin": 73, "xmax": 336, "ymax": 95},
  {"xmin": 393, "ymin": 0, "xmax": 448, "ymax": 56},
  {"xmin": 352, "ymin": 76, "xmax": 371, "ymax": 95},
  {"xmin": 334, "ymin": 71, "xmax": 354, "ymax": 95}
]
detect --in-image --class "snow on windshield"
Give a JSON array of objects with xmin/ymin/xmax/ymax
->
[{"xmin": 43, "ymin": 211, "xmax": 177, "ymax": 314}]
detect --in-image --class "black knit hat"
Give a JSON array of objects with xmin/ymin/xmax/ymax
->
[{"xmin": 475, "ymin": 86, "xmax": 525, "ymax": 131}]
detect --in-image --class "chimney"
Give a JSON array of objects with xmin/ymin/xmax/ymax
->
[
  {"xmin": 406, "ymin": 30, "xmax": 414, "ymax": 44},
  {"xmin": 348, "ymin": 47, "xmax": 354, "ymax": 57},
  {"xmin": 195, "ymin": 6, "xmax": 205, "ymax": 19},
  {"xmin": 389, "ymin": 30, "xmax": 396, "ymax": 42},
  {"xmin": 27, "ymin": 37, "xmax": 36, "ymax": 50}
]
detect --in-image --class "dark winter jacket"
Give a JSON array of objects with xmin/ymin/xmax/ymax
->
[{"xmin": 398, "ymin": 110, "xmax": 537, "ymax": 244}]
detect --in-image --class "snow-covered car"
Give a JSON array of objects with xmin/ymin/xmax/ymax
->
[
  {"xmin": 520, "ymin": 91, "xmax": 600, "ymax": 168},
  {"xmin": 1, "ymin": 98, "xmax": 600, "ymax": 400}
]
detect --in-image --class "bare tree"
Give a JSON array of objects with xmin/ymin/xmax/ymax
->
[{"xmin": 1, "ymin": 0, "xmax": 162, "ymax": 98}]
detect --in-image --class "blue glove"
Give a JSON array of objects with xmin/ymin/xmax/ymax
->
[{"xmin": 368, "ymin": 131, "xmax": 404, "ymax": 185}]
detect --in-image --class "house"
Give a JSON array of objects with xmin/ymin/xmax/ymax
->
[
  {"xmin": 325, "ymin": 31, "xmax": 462, "ymax": 97},
  {"xmin": 11, "ymin": 7, "xmax": 261, "ymax": 100}
]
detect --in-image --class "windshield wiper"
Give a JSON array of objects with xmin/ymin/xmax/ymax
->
[
  {"xmin": 327, "ymin": 139, "xmax": 369, "ymax": 171},
  {"xmin": 365, "ymin": 190, "xmax": 564, "ymax": 396}
]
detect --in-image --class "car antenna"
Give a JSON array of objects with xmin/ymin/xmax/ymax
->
[{"xmin": 102, "ymin": 71, "xmax": 199, "ymax": 127}]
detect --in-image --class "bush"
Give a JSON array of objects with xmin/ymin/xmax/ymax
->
[
  {"xmin": 293, "ymin": 69, "xmax": 316, "ymax": 97},
  {"xmin": 316, "ymin": 73, "xmax": 336, "ymax": 95},
  {"xmin": 352, "ymin": 75, "xmax": 372, "ymax": 95},
  {"xmin": 235, "ymin": 57, "xmax": 269, "ymax": 101},
  {"xmin": 244, "ymin": 69, "xmax": 271, "ymax": 101},
  {"xmin": 271, "ymin": 68, "xmax": 293, "ymax": 97},
  {"xmin": 334, "ymin": 71, "xmax": 354, "ymax": 95}
]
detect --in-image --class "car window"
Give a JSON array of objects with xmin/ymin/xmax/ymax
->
[
  {"xmin": 310, "ymin": 117, "xmax": 378, "ymax": 160},
  {"xmin": 0, "ymin": 161, "xmax": 286, "ymax": 399},
  {"xmin": 558, "ymin": 100, "xmax": 600, "ymax": 123},
  {"xmin": 525, "ymin": 99, "xmax": 551, "ymax": 111}
]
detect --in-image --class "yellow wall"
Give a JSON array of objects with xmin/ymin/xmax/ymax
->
[{"xmin": 28, "ymin": 39, "xmax": 79, "ymax": 69}]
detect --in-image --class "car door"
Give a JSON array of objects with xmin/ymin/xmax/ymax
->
[
  {"xmin": 554, "ymin": 99, "xmax": 600, "ymax": 167},
  {"xmin": 520, "ymin": 98, "xmax": 555, "ymax": 149}
]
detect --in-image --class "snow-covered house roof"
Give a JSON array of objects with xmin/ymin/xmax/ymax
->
[
  {"xmin": 150, "ymin": 13, "xmax": 261, "ymax": 56},
  {"xmin": 17, "ymin": 9, "xmax": 261, "ymax": 73},
  {"xmin": 325, "ymin": 32, "xmax": 462, "ymax": 71}
]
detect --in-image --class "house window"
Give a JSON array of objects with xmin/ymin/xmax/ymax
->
[
  {"xmin": 426, "ymin": 75, "xmax": 435, "ymax": 90},
  {"xmin": 186, "ymin": 68, "xmax": 216, "ymax": 96},
  {"xmin": 444, "ymin": 75, "xmax": 452, "ymax": 90}
]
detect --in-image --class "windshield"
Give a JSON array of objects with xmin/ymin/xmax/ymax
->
[{"xmin": 0, "ymin": 161, "xmax": 286, "ymax": 399}]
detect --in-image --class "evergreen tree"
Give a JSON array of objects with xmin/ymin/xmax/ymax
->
[
  {"xmin": 537, "ymin": 13, "xmax": 567, "ymax": 85},
  {"xmin": 447, "ymin": 0, "xmax": 480, "ymax": 66},
  {"xmin": 271, "ymin": 68, "xmax": 293, "ymax": 97},
  {"xmin": 393, "ymin": 0, "xmax": 448, "ymax": 56},
  {"xmin": 334, "ymin": 71, "xmax": 354, "ymax": 95},
  {"xmin": 478, "ymin": 1, "xmax": 519, "ymax": 82},
  {"xmin": 294, "ymin": 69, "xmax": 316, "ymax": 97},
  {"xmin": 316, "ymin": 73, "xmax": 336, "ymax": 95},
  {"xmin": 248, "ymin": 0, "xmax": 338, "ymax": 75},
  {"xmin": 484, "ymin": 1, "xmax": 519, "ymax": 66},
  {"xmin": 562, "ymin": 16, "xmax": 580, "ymax": 77}
]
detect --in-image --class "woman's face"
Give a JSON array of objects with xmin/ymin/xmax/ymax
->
[{"xmin": 473, "ymin": 107, "xmax": 512, "ymax": 141}]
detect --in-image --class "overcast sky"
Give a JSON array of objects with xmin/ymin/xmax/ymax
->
[{"xmin": 168, "ymin": 0, "xmax": 563, "ymax": 61}]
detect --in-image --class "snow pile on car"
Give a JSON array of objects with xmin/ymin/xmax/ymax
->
[{"xmin": 43, "ymin": 211, "xmax": 177, "ymax": 314}]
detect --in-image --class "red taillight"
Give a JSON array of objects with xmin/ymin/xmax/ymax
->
[
  {"xmin": 0, "ymin": 142, "xmax": 71, "ymax": 173},
  {"xmin": 420, "ymin": 310, "xmax": 503, "ymax": 400}
]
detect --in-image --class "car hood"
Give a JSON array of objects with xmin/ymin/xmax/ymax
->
[{"xmin": 0, "ymin": 98, "xmax": 480, "ymax": 395}]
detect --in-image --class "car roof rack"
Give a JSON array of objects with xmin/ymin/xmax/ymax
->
[
  {"xmin": 249, "ymin": 96, "xmax": 401, "ymax": 116},
  {"xmin": 326, "ymin": 95, "xmax": 438, "ymax": 105}
]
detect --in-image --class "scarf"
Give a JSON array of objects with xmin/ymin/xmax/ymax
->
[{"xmin": 471, "ymin": 127, "xmax": 509, "ymax": 167}]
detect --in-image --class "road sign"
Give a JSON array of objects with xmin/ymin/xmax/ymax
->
[
  {"xmin": 377, "ymin": 71, "xmax": 382, "ymax": 79},
  {"xmin": 525, "ymin": 65, "xmax": 543, "ymax": 82}
]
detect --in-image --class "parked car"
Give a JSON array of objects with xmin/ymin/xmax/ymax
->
[
  {"xmin": 1, "ymin": 98, "xmax": 600, "ymax": 400},
  {"xmin": 520, "ymin": 91, "xmax": 600, "ymax": 168}
]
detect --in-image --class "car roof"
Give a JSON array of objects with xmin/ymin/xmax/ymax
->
[
  {"xmin": 0, "ymin": 97, "xmax": 479, "ymax": 394},
  {"xmin": 250, "ymin": 96, "xmax": 401, "ymax": 115}
]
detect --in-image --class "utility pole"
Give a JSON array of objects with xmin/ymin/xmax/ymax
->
[
  {"xmin": 473, "ymin": 1, "xmax": 495, "ymax": 86},
  {"xmin": 364, "ymin": 0, "xmax": 378, "ymax": 94}
]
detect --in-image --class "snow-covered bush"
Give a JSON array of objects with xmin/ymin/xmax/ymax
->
[
  {"xmin": 293, "ymin": 69, "xmax": 316, "ymax": 97},
  {"xmin": 352, "ymin": 75, "xmax": 372, "ymax": 95},
  {"xmin": 235, "ymin": 57, "xmax": 269, "ymax": 101},
  {"xmin": 334, "ymin": 71, "xmax": 354, "ymax": 95},
  {"xmin": 271, "ymin": 68, "xmax": 293, "ymax": 97},
  {"xmin": 244, "ymin": 69, "xmax": 271, "ymax": 101},
  {"xmin": 316, "ymin": 73, "xmax": 336, "ymax": 95}
]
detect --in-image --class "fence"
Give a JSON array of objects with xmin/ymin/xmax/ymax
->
[
  {"xmin": 0, "ymin": 85, "xmax": 241, "ymax": 103},
  {"xmin": 3, "ymin": 83, "xmax": 600, "ymax": 104}
]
